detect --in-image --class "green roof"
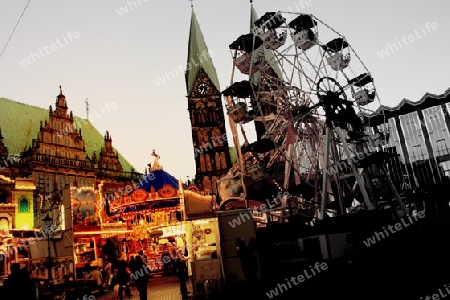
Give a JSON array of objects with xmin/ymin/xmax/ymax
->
[
  {"xmin": 185, "ymin": 10, "xmax": 220, "ymax": 94},
  {"xmin": 0, "ymin": 97, "xmax": 134, "ymax": 172},
  {"xmin": 249, "ymin": 4, "xmax": 283, "ymax": 86}
]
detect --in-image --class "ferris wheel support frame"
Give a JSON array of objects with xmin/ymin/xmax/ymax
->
[
  {"xmin": 320, "ymin": 127, "xmax": 332, "ymax": 219},
  {"xmin": 329, "ymin": 132, "xmax": 346, "ymax": 215},
  {"xmin": 335, "ymin": 127, "xmax": 374, "ymax": 210}
]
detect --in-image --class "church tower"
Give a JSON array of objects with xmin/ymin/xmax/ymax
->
[{"xmin": 185, "ymin": 8, "xmax": 231, "ymax": 194}]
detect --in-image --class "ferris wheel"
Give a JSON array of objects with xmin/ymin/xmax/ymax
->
[{"xmin": 222, "ymin": 11, "xmax": 403, "ymax": 220}]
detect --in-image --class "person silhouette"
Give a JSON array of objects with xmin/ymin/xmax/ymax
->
[
  {"xmin": 1, "ymin": 263, "xmax": 36, "ymax": 299},
  {"xmin": 236, "ymin": 237, "xmax": 258, "ymax": 287},
  {"xmin": 176, "ymin": 257, "xmax": 189, "ymax": 299}
]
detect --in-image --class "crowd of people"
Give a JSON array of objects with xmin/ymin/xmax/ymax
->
[
  {"xmin": 160, "ymin": 248, "xmax": 190, "ymax": 299},
  {"xmin": 91, "ymin": 248, "xmax": 189, "ymax": 300},
  {"xmin": 0, "ymin": 263, "xmax": 36, "ymax": 299},
  {"xmin": 0, "ymin": 246, "xmax": 191, "ymax": 300},
  {"xmin": 96, "ymin": 250, "xmax": 149, "ymax": 300}
]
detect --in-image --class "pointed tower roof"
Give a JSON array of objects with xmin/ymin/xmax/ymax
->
[
  {"xmin": 249, "ymin": 3, "xmax": 283, "ymax": 85},
  {"xmin": 250, "ymin": 1, "xmax": 258, "ymax": 30},
  {"xmin": 185, "ymin": 9, "xmax": 220, "ymax": 95}
]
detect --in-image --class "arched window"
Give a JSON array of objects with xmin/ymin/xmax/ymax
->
[
  {"xmin": 19, "ymin": 196, "xmax": 29, "ymax": 213},
  {"xmin": 0, "ymin": 218, "xmax": 9, "ymax": 230}
]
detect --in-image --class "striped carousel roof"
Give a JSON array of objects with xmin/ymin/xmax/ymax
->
[{"xmin": 107, "ymin": 152, "xmax": 187, "ymax": 218}]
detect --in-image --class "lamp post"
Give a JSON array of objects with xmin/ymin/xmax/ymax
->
[{"xmin": 42, "ymin": 213, "xmax": 53, "ymax": 281}]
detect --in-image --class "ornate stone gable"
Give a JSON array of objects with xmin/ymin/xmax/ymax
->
[
  {"xmin": 27, "ymin": 88, "xmax": 87, "ymax": 162},
  {"xmin": 98, "ymin": 131, "xmax": 123, "ymax": 174}
]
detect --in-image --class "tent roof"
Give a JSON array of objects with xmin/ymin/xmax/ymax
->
[{"xmin": 134, "ymin": 169, "xmax": 182, "ymax": 192}]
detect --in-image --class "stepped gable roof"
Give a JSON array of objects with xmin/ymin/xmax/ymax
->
[{"xmin": 0, "ymin": 97, "xmax": 134, "ymax": 171}]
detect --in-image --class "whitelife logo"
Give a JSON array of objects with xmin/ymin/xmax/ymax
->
[
  {"xmin": 130, "ymin": 264, "xmax": 150, "ymax": 280},
  {"xmin": 56, "ymin": 102, "xmax": 119, "ymax": 138},
  {"xmin": 18, "ymin": 31, "xmax": 81, "ymax": 68},
  {"xmin": 115, "ymin": 0, "xmax": 149, "ymax": 16},
  {"xmin": 363, "ymin": 211, "xmax": 425, "ymax": 247},
  {"xmin": 0, "ymin": 154, "xmax": 20, "ymax": 171},
  {"xmin": 420, "ymin": 282, "xmax": 450, "ymax": 300},
  {"xmin": 265, "ymin": 262, "xmax": 328, "ymax": 299},
  {"xmin": 153, "ymin": 50, "xmax": 215, "ymax": 87},
  {"xmin": 376, "ymin": 22, "xmax": 438, "ymax": 58},
  {"xmin": 228, "ymin": 192, "xmax": 289, "ymax": 228}
]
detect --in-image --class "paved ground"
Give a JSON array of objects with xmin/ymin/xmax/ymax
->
[{"xmin": 97, "ymin": 275, "xmax": 194, "ymax": 300}]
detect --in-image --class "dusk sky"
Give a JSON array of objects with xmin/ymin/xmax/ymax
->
[{"xmin": 0, "ymin": 0, "xmax": 448, "ymax": 180}]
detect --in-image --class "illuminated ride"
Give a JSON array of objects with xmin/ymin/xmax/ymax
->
[{"xmin": 220, "ymin": 11, "xmax": 406, "ymax": 223}]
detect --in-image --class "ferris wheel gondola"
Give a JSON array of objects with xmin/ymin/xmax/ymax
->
[{"xmin": 229, "ymin": 33, "xmax": 264, "ymax": 75}]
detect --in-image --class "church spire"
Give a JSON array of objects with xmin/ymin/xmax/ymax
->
[
  {"xmin": 250, "ymin": 0, "xmax": 257, "ymax": 33},
  {"xmin": 248, "ymin": 1, "xmax": 283, "ymax": 85},
  {"xmin": 185, "ymin": 9, "xmax": 220, "ymax": 95}
]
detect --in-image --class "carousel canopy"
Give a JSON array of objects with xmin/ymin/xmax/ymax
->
[
  {"xmin": 109, "ymin": 198, "xmax": 180, "ymax": 218},
  {"xmin": 107, "ymin": 154, "xmax": 188, "ymax": 218},
  {"xmin": 133, "ymin": 169, "xmax": 182, "ymax": 193}
]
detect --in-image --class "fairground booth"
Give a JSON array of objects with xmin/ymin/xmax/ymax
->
[
  {"xmin": 103, "ymin": 156, "xmax": 222, "ymax": 295},
  {"xmin": 0, "ymin": 156, "xmax": 225, "ymax": 298}
]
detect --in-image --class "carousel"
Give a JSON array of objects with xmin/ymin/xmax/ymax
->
[{"xmin": 103, "ymin": 151, "xmax": 220, "ymax": 276}]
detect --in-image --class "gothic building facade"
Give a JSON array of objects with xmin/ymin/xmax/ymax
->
[{"xmin": 0, "ymin": 88, "xmax": 140, "ymax": 233}]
